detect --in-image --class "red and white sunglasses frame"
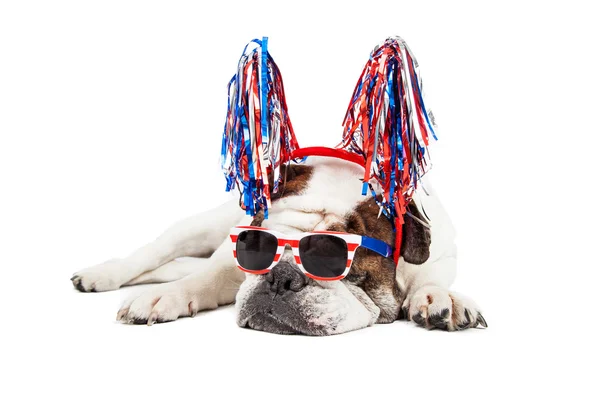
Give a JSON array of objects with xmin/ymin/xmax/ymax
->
[{"xmin": 229, "ymin": 225, "xmax": 393, "ymax": 281}]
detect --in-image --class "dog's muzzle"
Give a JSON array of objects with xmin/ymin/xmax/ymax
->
[
  {"xmin": 235, "ymin": 259, "xmax": 379, "ymax": 336},
  {"xmin": 237, "ymin": 261, "xmax": 320, "ymax": 335}
]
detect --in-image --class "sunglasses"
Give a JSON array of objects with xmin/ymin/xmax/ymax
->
[{"xmin": 229, "ymin": 226, "xmax": 393, "ymax": 281}]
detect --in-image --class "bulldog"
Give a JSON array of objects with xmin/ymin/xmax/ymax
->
[{"xmin": 71, "ymin": 157, "xmax": 486, "ymax": 335}]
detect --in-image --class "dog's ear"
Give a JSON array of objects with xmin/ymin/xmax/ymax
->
[{"xmin": 400, "ymin": 201, "xmax": 431, "ymax": 264}]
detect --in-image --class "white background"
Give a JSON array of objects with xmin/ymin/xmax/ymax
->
[{"xmin": 1, "ymin": 0, "xmax": 598, "ymax": 398}]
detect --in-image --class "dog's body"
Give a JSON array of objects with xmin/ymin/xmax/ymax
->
[{"xmin": 72, "ymin": 157, "xmax": 485, "ymax": 334}]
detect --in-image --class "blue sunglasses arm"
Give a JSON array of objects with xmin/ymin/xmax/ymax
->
[{"xmin": 360, "ymin": 236, "xmax": 393, "ymax": 258}]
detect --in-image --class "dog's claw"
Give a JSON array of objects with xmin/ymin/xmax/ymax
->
[
  {"xmin": 455, "ymin": 309, "xmax": 470, "ymax": 330},
  {"xmin": 189, "ymin": 302, "xmax": 198, "ymax": 318},
  {"xmin": 147, "ymin": 312, "xmax": 158, "ymax": 326},
  {"xmin": 477, "ymin": 313, "xmax": 488, "ymax": 328},
  {"xmin": 116, "ymin": 308, "xmax": 129, "ymax": 322}
]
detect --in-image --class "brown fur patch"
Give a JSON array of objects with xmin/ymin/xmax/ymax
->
[
  {"xmin": 329, "ymin": 196, "xmax": 432, "ymax": 321},
  {"xmin": 329, "ymin": 197, "xmax": 402, "ymax": 322},
  {"xmin": 251, "ymin": 164, "xmax": 314, "ymax": 225},
  {"xmin": 271, "ymin": 164, "xmax": 313, "ymax": 200}
]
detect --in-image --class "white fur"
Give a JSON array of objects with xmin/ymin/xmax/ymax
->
[
  {"xmin": 72, "ymin": 198, "xmax": 243, "ymax": 292},
  {"xmin": 73, "ymin": 157, "xmax": 482, "ymax": 330},
  {"xmin": 116, "ymin": 239, "xmax": 245, "ymax": 324}
]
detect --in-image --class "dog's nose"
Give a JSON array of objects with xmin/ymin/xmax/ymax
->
[{"xmin": 265, "ymin": 262, "xmax": 309, "ymax": 294}]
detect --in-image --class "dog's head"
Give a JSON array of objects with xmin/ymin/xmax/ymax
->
[{"xmin": 235, "ymin": 158, "xmax": 431, "ymax": 335}]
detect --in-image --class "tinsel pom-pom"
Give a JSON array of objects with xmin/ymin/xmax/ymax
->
[
  {"xmin": 340, "ymin": 36, "xmax": 438, "ymax": 223},
  {"xmin": 221, "ymin": 38, "xmax": 299, "ymax": 217}
]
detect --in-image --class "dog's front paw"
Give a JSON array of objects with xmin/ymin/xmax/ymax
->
[
  {"xmin": 116, "ymin": 283, "xmax": 217, "ymax": 325},
  {"xmin": 71, "ymin": 259, "xmax": 127, "ymax": 292},
  {"xmin": 402, "ymin": 285, "xmax": 487, "ymax": 331}
]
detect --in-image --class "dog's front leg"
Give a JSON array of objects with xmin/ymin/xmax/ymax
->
[
  {"xmin": 116, "ymin": 239, "xmax": 243, "ymax": 325},
  {"xmin": 396, "ymin": 186, "xmax": 488, "ymax": 331},
  {"xmin": 71, "ymin": 199, "xmax": 243, "ymax": 292}
]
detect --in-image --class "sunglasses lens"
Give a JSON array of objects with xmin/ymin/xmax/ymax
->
[
  {"xmin": 299, "ymin": 235, "xmax": 348, "ymax": 278},
  {"xmin": 236, "ymin": 230, "xmax": 278, "ymax": 272}
]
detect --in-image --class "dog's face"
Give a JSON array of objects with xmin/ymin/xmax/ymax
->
[{"xmin": 235, "ymin": 158, "xmax": 431, "ymax": 335}]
